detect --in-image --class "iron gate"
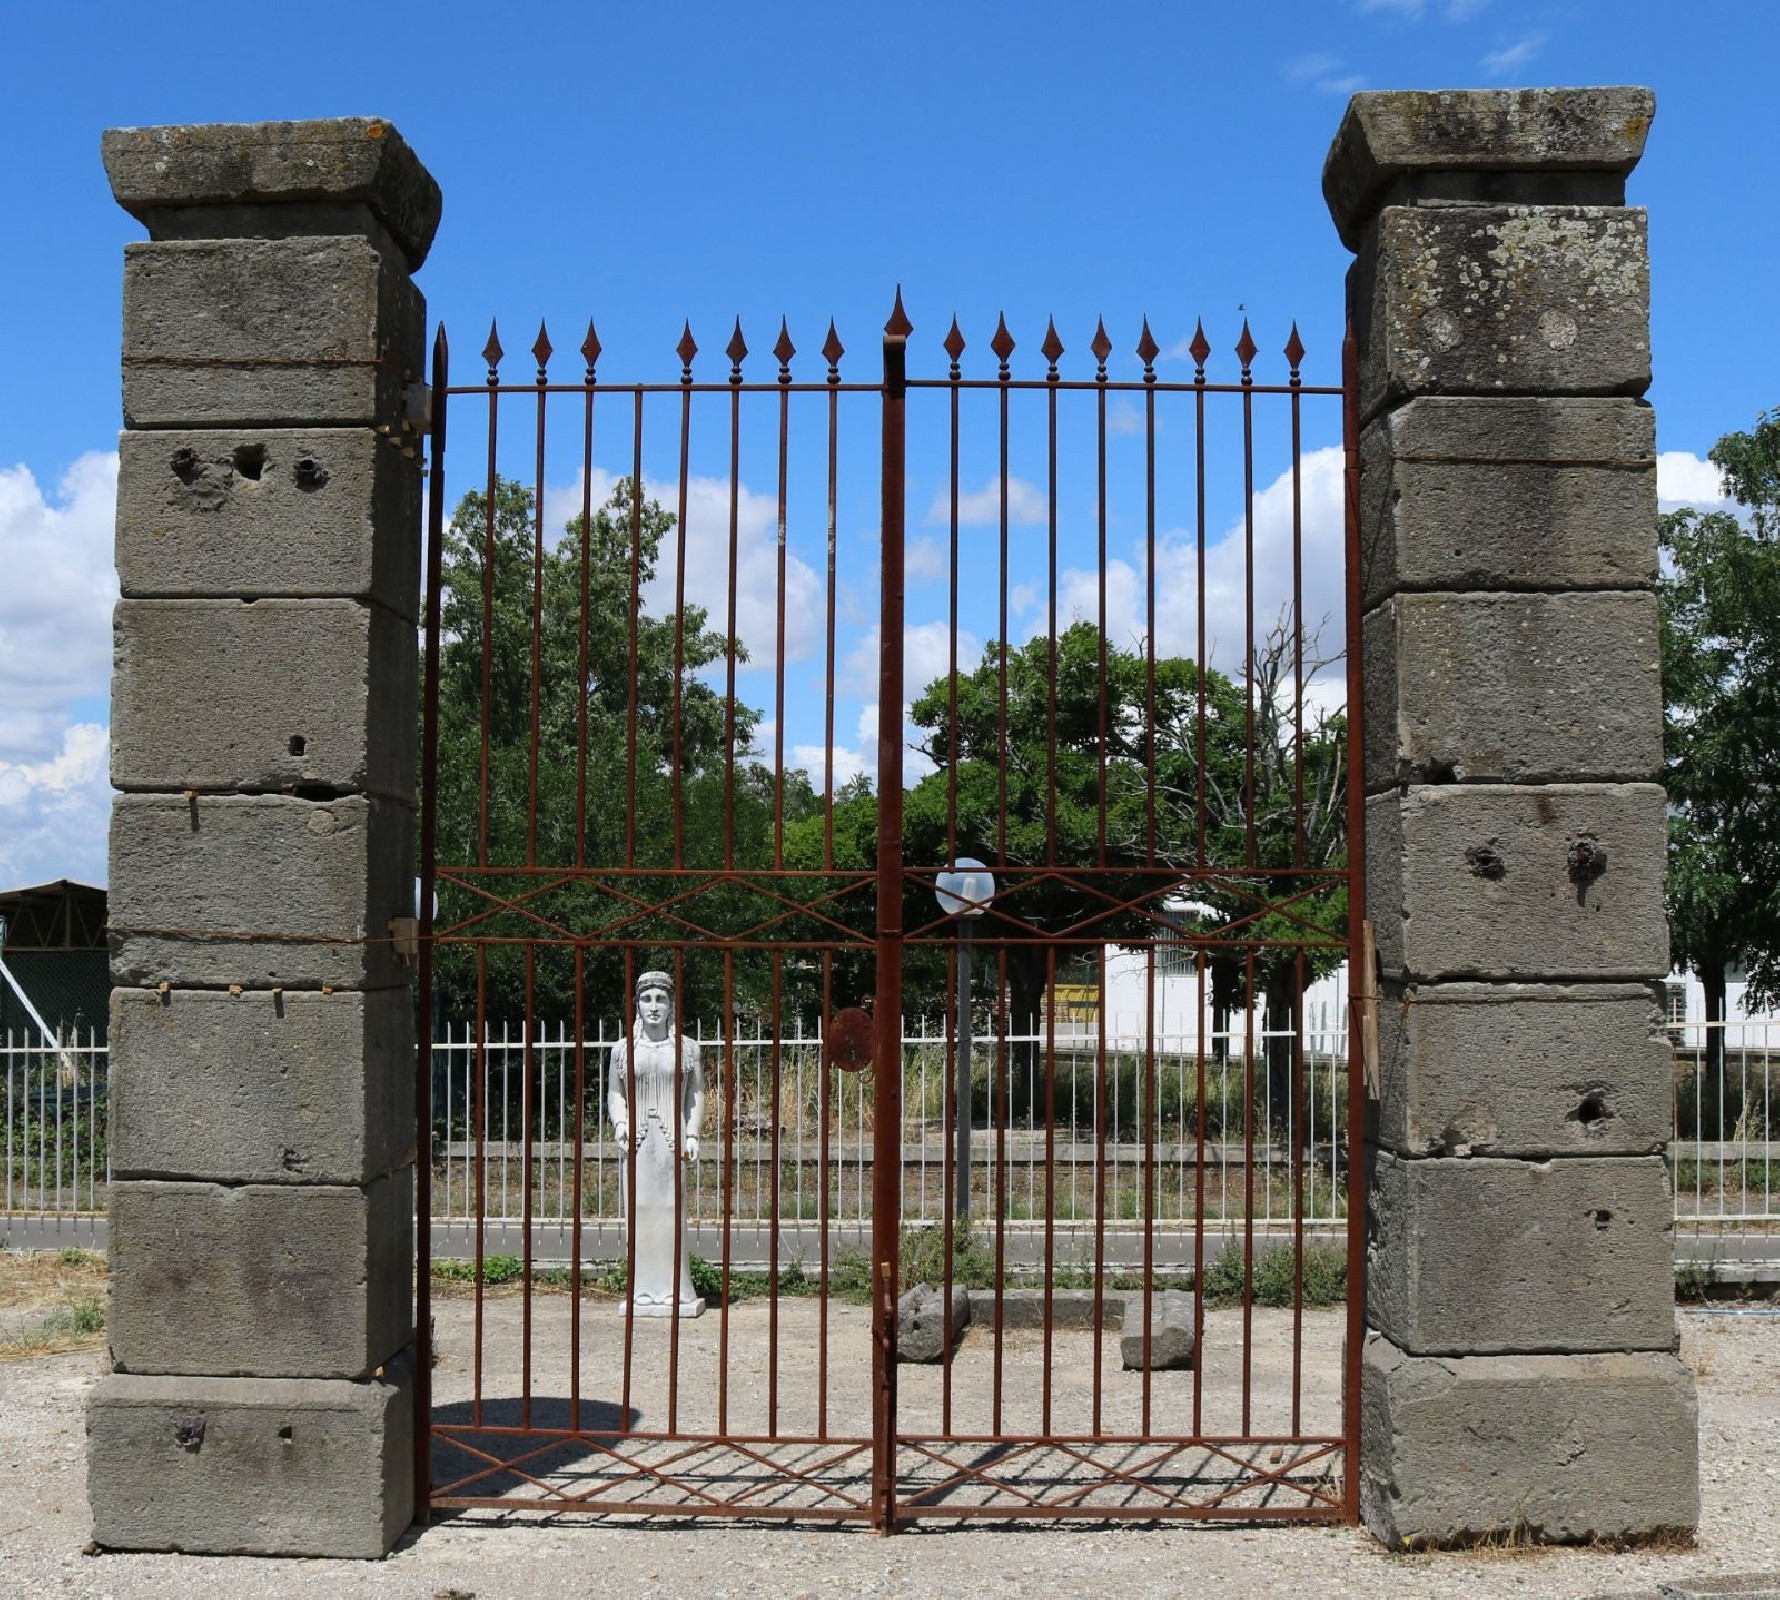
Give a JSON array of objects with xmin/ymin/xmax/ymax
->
[{"xmin": 415, "ymin": 292, "xmax": 1365, "ymax": 1528}]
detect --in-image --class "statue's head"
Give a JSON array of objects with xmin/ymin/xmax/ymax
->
[{"xmin": 634, "ymin": 969, "xmax": 674, "ymax": 1034}]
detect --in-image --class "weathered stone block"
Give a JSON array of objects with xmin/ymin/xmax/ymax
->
[
  {"xmin": 1369, "ymin": 1153, "xmax": 1676, "ymax": 1355},
  {"xmin": 1363, "ymin": 591, "xmax": 1661, "ymax": 788},
  {"xmin": 1367, "ymin": 784, "xmax": 1667, "ymax": 982},
  {"xmin": 116, "ymin": 428, "xmax": 420, "ymax": 617},
  {"xmin": 103, "ymin": 118, "xmax": 442, "ymax": 270},
  {"xmin": 87, "ymin": 1356, "xmax": 414, "ymax": 1557},
  {"xmin": 1360, "ymin": 1334, "xmax": 1697, "ymax": 1546},
  {"xmin": 110, "ymin": 987, "xmax": 414, "ymax": 1184},
  {"xmin": 1120, "ymin": 1290, "xmax": 1196, "ymax": 1371},
  {"xmin": 109, "ymin": 1170, "xmax": 412, "ymax": 1378},
  {"xmin": 121, "ymin": 236, "xmax": 424, "ymax": 429},
  {"xmin": 109, "ymin": 792, "xmax": 412, "ymax": 989},
  {"xmin": 112, "ymin": 599, "xmax": 415, "ymax": 799},
  {"xmin": 1323, "ymin": 87, "xmax": 1655, "ymax": 251},
  {"xmin": 1352, "ymin": 204, "xmax": 1649, "ymax": 419},
  {"xmin": 897, "ymin": 1283, "xmax": 970, "ymax": 1363},
  {"xmin": 1376, "ymin": 981, "xmax": 1674, "ymax": 1159},
  {"xmin": 1359, "ymin": 397, "xmax": 1656, "ymax": 607}
]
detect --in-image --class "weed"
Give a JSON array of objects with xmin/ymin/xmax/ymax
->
[{"xmin": 1200, "ymin": 1243, "xmax": 1346, "ymax": 1309}]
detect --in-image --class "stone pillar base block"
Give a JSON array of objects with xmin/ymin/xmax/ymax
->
[
  {"xmin": 1361, "ymin": 1333, "xmax": 1698, "ymax": 1547},
  {"xmin": 87, "ymin": 1356, "xmax": 414, "ymax": 1558}
]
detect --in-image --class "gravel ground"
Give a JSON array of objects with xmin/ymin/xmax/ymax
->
[{"xmin": 1, "ymin": 1295, "xmax": 1775, "ymax": 1599}]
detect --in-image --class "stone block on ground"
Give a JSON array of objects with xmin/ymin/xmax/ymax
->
[
  {"xmin": 1375, "ymin": 981, "xmax": 1673, "ymax": 1159},
  {"xmin": 1363, "ymin": 591, "xmax": 1661, "ymax": 788},
  {"xmin": 1358, "ymin": 397, "xmax": 1655, "ymax": 606},
  {"xmin": 108, "ymin": 792, "xmax": 412, "ymax": 989},
  {"xmin": 87, "ymin": 1355, "xmax": 414, "ymax": 1557},
  {"xmin": 1322, "ymin": 87, "xmax": 1655, "ymax": 250},
  {"xmin": 109, "ymin": 986, "xmax": 414, "ymax": 1185},
  {"xmin": 897, "ymin": 1283, "xmax": 970, "ymax": 1363},
  {"xmin": 116, "ymin": 427, "xmax": 421, "ymax": 617},
  {"xmin": 1351, "ymin": 204, "xmax": 1649, "ymax": 419},
  {"xmin": 103, "ymin": 118, "xmax": 442, "ymax": 270},
  {"xmin": 1367, "ymin": 783, "xmax": 1668, "ymax": 982},
  {"xmin": 1360, "ymin": 1333, "xmax": 1697, "ymax": 1546},
  {"xmin": 1120, "ymin": 1290, "xmax": 1196, "ymax": 1371},
  {"xmin": 108, "ymin": 1169, "xmax": 412, "ymax": 1379},
  {"xmin": 121, "ymin": 236, "xmax": 424, "ymax": 429},
  {"xmin": 1368, "ymin": 1152, "xmax": 1677, "ymax": 1356},
  {"xmin": 112, "ymin": 598, "xmax": 415, "ymax": 799}
]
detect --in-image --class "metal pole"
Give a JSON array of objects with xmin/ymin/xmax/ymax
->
[{"xmin": 954, "ymin": 919, "xmax": 972, "ymax": 1224}]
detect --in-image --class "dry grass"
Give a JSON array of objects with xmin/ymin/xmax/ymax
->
[{"xmin": 0, "ymin": 1248, "xmax": 108, "ymax": 1360}]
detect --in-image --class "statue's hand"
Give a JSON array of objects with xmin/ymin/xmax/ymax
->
[
  {"xmin": 682, "ymin": 1135, "xmax": 700, "ymax": 1164},
  {"xmin": 612, "ymin": 1119, "xmax": 630, "ymax": 1147}
]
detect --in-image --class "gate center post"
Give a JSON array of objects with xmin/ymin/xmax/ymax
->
[{"xmin": 871, "ymin": 291, "xmax": 912, "ymax": 1533}]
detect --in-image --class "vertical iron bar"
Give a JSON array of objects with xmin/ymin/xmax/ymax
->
[
  {"xmin": 872, "ymin": 298, "xmax": 910, "ymax": 1534},
  {"xmin": 1341, "ymin": 326, "xmax": 1368, "ymax": 1521}
]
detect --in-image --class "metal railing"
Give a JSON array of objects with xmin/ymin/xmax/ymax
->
[{"xmin": 5, "ymin": 1016, "xmax": 1774, "ymax": 1256}]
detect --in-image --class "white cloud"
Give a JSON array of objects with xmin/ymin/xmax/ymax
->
[
  {"xmin": 1108, "ymin": 400, "xmax": 1143, "ymax": 437},
  {"xmin": 1038, "ymin": 445, "xmax": 1349, "ymax": 687},
  {"xmin": 1284, "ymin": 53, "xmax": 1367, "ymax": 94},
  {"xmin": 925, "ymin": 476, "xmax": 1047, "ymax": 528},
  {"xmin": 1657, "ymin": 450, "xmax": 1731, "ymax": 511},
  {"xmin": 0, "ymin": 453, "xmax": 118, "ymax": 756},
  {"xmin": 544, "ymin": 465, "xmax": 822, "ymax": 674},
  {"xmin": 1481, "ymin": 31, "xmax": 1544, "ymax": 75},
  {"xmin": 0, "ymin": 722, "xmax": 111, "ymax": 889},
  {"xmin": 0, "ymin": 451, "xmax": 118, "ymax": 886},
  {"xmin": 906, "ymin": 537, "xmax": 947, "ymax": 582},
  {"xmin": 842, "ymin": 620, "xmax": 982, "ymax": 699},
  {"xmin": 1445, "ymin": 0, "xmax": 1488, "ymax": 18}
]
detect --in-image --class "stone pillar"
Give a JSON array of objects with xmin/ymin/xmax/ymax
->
[
  {"xmin": 1325, "ymin": 89, "xmax": 1699, "ymax": 1546},
  {"xmin": 89, "ymin": 120, "xmax": 438, "ymax": 1558}
]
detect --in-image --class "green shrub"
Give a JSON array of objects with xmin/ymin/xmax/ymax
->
[{"xmin": 1201, "ymin": 1243, "xmax": 1346, "ymax": 1309}]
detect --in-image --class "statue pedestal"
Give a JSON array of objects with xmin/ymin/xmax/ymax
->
[{"xmin": 631, "ymin": 1297, "xmax": 704, "ymax": 1320}]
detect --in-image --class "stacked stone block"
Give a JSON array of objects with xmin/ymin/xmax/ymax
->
[
  {"xmin": 88, "ymin": 120, "xmax": 439, "ymax": 1558},
  {"xmin": 1325, "ymin": 88, "xmax": 1698, "ymax": 1545}
]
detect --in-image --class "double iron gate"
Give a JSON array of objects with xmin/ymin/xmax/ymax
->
[{"xmin": 415, "ymin": 292, "xmax": 1366, "ymax": 1527}]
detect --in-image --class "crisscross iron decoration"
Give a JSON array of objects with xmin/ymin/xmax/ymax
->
[{"xmin": 415, "ymin": 293, "xmax": 1365, "ymax": 1529}]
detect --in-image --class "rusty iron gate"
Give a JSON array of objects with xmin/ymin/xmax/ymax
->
[{"xmin": 415, "ymin": 293, "xmax": 1365, "ymax": 1528}]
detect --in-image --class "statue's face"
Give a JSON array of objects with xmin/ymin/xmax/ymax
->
[{"xmin": 637, "ymin": 985, "xmax": 671, "ymax": 1028}]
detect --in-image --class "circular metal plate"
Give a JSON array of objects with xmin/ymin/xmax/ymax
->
[{"xmin": 826, "ymin": 1007, "xmax": 874, "ymax": 1073}]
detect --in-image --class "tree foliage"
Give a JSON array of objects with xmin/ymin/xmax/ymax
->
[
  {"xmin": 1661, "ymin": 411, "xmax": 1780, "ymax": 1108},
  {"xmin": 430, "ymin": 477, "xmax": 813, "ymax": 1023}
]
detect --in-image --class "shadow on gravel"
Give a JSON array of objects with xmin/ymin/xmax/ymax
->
[{"xmin": 432, "ymin": 1395, "xmax": 637, "ymax": 1501}]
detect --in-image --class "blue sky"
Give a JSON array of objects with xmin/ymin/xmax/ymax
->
[{"xmin": 0, "ymin": 0, "xmax": 1772, "ymax": 888}]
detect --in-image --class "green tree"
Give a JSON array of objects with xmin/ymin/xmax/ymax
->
[
  {"xmin": 431, "ymin": 476, "xmax": 805, "ymax": 1025},
  {"xmin": 787, "ymin": 620, "xmax": 1348, "ymax": 1120},
  {"xmin": 1661, "ymin": 411, "xmax": 1780, "ymax": 1130}
]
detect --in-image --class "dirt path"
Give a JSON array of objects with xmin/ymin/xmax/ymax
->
[{"xmin": 1, "ymin": 1272, "xmax": 1775, "ymax": 1598}]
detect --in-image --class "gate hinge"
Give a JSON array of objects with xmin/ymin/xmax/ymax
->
[{"xmin": 389, "ymin": 916, "xmax": 420, "ymax": 966}]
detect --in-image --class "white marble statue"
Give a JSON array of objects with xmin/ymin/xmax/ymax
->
[{"xmin": 608, "ymin": 970, "xmax": 707, "ymax": 1318}]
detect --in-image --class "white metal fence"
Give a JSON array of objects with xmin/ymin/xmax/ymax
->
[{"xmin": 4, "ymin": 1017, "xmax": 1775, "ymax": 1257}]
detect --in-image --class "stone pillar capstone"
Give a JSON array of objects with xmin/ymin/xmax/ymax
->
[
  {"xmin": 1325, "ymin": 87, "xmax": 1699, "ymax": 1546},
  {"xmin": 89, "ymin": 119, "xmax": 439, "ymax": 1558}
]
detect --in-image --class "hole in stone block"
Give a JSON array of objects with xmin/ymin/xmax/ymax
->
[
  {"xmin": 169, "ymin": 448, "xmax": 200, "ymax": 486},
  {"xmin": 1569, "ymin": 1090, "xmax": 1613, "ymax": 1130},
  {"xmin": 278, "ymin": 1425, "xmax": 294, "ymax": 1446},
  {"xmin": 231, "ymin": 444, "xmax": 265, "ymax": 481},
  {"xmin": 293, "ymin": 455, "xmax": 329, "ymax": 491},
  {"xmin": 289, "ymin": 735, "xmax": 307, "ymax": 757},
  {"xmin": 293, "ymin": 783, "xmax": 344, "ymax": 801},
  {"xmin": 1592, "ymin": 1208, "xmax": 1612, "ymax": 1231},
  {"xmin": 1465, "ymin": 842, "xmax": 1506, "ymax": 880},
  {"xmin": 174, "ymin": 1417, "xmax": 205, "ymax": 1452}
]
